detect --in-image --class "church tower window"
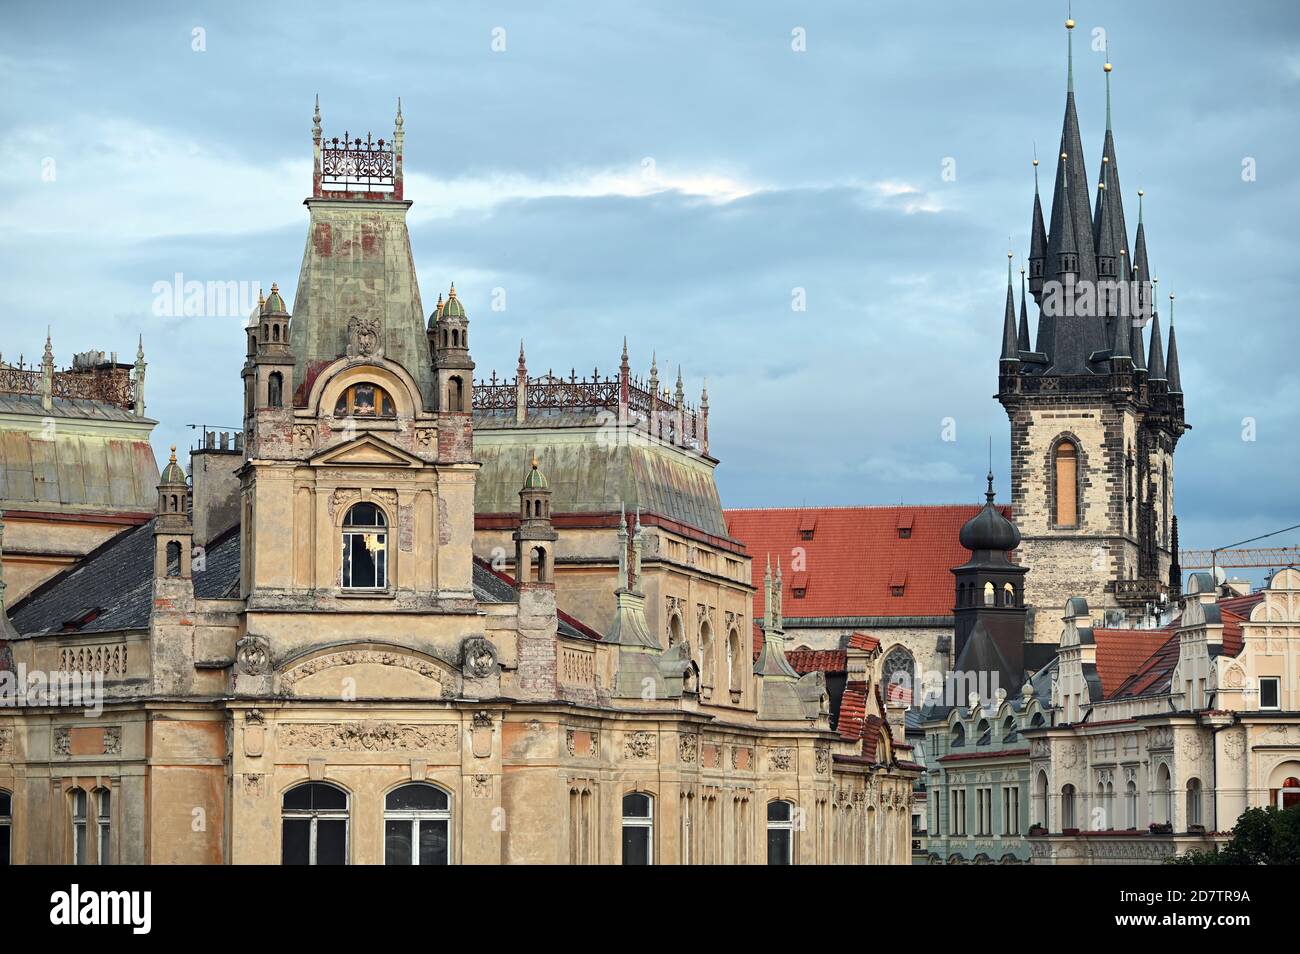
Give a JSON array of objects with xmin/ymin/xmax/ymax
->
[
  {"xmin": 333, "ymin": 383, "xmax": 395, "ymax": 418},
  {"xmin": 1053, "ymin": 441, "xmax": 1079, "ymax": 527},
  {"xmin": 341, "ymin": 502, "xmax": 387, "ymax": 589}
]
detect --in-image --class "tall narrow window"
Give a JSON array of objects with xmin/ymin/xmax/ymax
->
[
  {"xmin": 699, "ymin": 620, "xmax": 714, "ymax": 687},
  {"xmin": 384, "ymin": 784, "xmax": 451, "ymax": 865},
  {"xmin": 1162, "ymin": 463, "xmax": 1169, "ymax": 546},
  {"xmin": 341, "ymin": 502, "xmax": 387, "ymax": 589},
  {"xmin": 0, "ymin": 790, "xmax": 10, "ymax": 866},
  {"xmin": 1054, "ymin": 441, "xmax": 1079, "ymax": 527},
  {"xmin": 983, "ymin": 581, "xmax": 995, "ymax": 606},
  {"xmin": 282, "ymin": 782, "xmax": 349, "ymax": 865},
  {"xmin": 1061, "ymin": 784, "xmax": 1076, "ymax": 829},
  {"xmin": 1156, "ymin": 764, "xmax": 1172, "ymax": 824},
  {"xmin": 95, "ymin": 789, "xmax": 111, "ymax": 864},
  {"xmin": 1186, "ymin": 778, "xmax": 1202, "ymax": 828},
  {"xmin": 621, "ymin": 793, "xmax": 653, "ymax": 865},
  {"xmin": 767, "ymin": 801, "xmax": 795, "ymax": 865},
  {"xmin": 1035, "ymin": 770, "xmax": 1049, "ymax": 827},
  {"xmin": 1125, "ymin": 779, "xmax": 1138, "ymax": 829},
  {"xmin": 727, "ymin": 627, "xmax": 742, "ymax": 693},
  {"xmin": 72, "ymin": 789, "xmax": 88, "ymax": 865},
  {"xmin": 268, "ymin": 371, "xmax": 283, "ymax": 408},
  {"xmin": 1003, "ymin": 786, "xmax": 1020, "ymax": 835}
]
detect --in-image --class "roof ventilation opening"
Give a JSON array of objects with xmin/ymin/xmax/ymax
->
[{"xmin": 798, "ymin": 513, "xmax": 817, "ymax": 540}]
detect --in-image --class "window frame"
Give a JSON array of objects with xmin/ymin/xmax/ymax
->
[
  {"xmin": 766, "ymin": 799, "xmax": 795, "ymax": 865},
  {"xmin": 0, "ymin": 789, "xmax": 10, "ymax": 866},
  {"xmin": 95, "ymin": 788, "xmax": 111, "ymax": 865},
  {"xmin": 340, "ymin": 502, "xmax": 389, "ymax": 591},
  {"xmin": 281, "ymin": 782, "xmax": 351, "ymax": 866},
  {"xmin": 1052, "ymin": 438, "xmax": 1081, "ymax": 529},
  {"xmin": 332, "ymin": 382, "xmax": 396, "ymax": 419},
  {"xmin": 1002, "ymin": 785, "xmax": 1020, "ymax": 836},
  {"xmin": 72, "ymin": 788, "xmax": 88, "ymax": 865},
  {"xmin": 383, "ymin": 783, "xmax": 452, "ymax": 866},
  {"xmin": 1259, "ymin": 676, "xmax": 1281, "ymax": 711},
  {"xmin": 621, "ymin": 791, "xmax": 654, "ymax": 866}
]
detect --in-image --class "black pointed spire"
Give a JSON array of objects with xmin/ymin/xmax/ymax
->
[
  {"xmin": 1029, "ymin": 155, "xmax": 1048, "ymax": 301},
  {"xmin": 1017, "ymin": 265, "xmax": 1031, "ymax": 352},
  {"xmin": 1147, "ymin": 306, "xmax": 1167, "ymax": 381},
  {"xmin": 1092, "ymin": 53, "xmax": 1131, "ymax": 295},
  {"xmin": 1001, "ymin": 252, "xmax": 1019, "ymax": 363},
  {"xmin": 1166, "ymin": 295, "xmax": 1182, "ymax": 393}
]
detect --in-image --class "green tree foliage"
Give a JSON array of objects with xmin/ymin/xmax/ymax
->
[{"xmin": 1167, "ymin": 805, "xmax": 1300, "ymax": 865}]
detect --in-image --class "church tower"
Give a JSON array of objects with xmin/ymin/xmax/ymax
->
[{"xmin": 998, "ymin": 18, "xmax": 1187, "ymax": 642}]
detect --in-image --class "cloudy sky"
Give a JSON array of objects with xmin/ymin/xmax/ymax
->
[{"xmin": 2, "ymin": 0, "xmax": 1297, "ymax": 566}]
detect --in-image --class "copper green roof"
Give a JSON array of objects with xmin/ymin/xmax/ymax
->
[
  {"xmin": 440, "ymin": 284, "xmax": 466, "ymax": 319},
  {"xmin": 159, "ymin": 446, "xmax": 186, "ymax": 484},
  {"xmin": 263, "ymin": 283, "xmax": 288, "ymax": 315},
  {"xmin": 523, "ymin": 455, "xmax": 549, "ymax": 489}
]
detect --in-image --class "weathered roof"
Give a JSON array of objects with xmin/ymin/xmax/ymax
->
[
  {"xmin": 726, "ymin": 504, "xmax": 1001, "ymax": 622},
  {"xmin": 10, "ymin": 520, "xmax": 601, "ymax": 642},
  {"xmin": 476, "ymin": 433, "xmax": 728, "ymax": 538}
]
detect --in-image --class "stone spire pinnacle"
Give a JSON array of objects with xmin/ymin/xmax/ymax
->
[
  {"xmin": 1017, "ymin": 264, "xmax": 1031, "ymax": 352},
  {"xmin": 1166, "ymin": 294, "xmax": 1182, "ymax": 393},
  {"xmin": 1147, "ymin": 304, "xmax": 1167, "ymax": 381},
  {"xmin": 1029, "ymin": 152, "xmax": 1048, "ymax": 301},
  {"xmin": 1000, "ymin": 249, "xmax": 1019, "ymax": 362}
]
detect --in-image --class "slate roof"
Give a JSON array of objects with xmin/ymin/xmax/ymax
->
[
  {"xmin": 726, "ymin": 505, "xmax": 1003, "ymax": 623},
  {"xmin": 10, "ymin": 521, "xmax": 602, "ymax": 642}
]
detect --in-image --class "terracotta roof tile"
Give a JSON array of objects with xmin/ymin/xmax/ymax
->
[
  {"xmin": 1094, "ymin": 628, "xmax": 1173, "ymax": 697},
  {"xmin": 785, "ymin": 649, "xmax": 847, "ymax": 673},
  {"xmin": 725, "ymin": 505, "xmax": 1005, "ymax": 622}
]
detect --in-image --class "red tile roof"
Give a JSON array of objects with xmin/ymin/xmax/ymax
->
[
  {"xmin": 725, "ymin": 505, "xmax": 1004, "ymax": 622},
  {"xmin": 1094, "ymin": 628, "xmax": 1174, "ymax": 697},
  {"xmin": 1220, "ymin": 593, "xmax": 1265, "ymax": 656},
  {"xmin": 785, "ymin": 649, "xmax": 847, "ymax": 673},
  {"xmin": 837, "ymin": 681, "xmax": 868, "ymax": 741}
]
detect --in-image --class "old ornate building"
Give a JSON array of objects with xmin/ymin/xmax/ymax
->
[
  {"xmin": 0, "ymin": 102, "xmax": 917, "ymax": 866},
  {"xmin": 999, "ymin": 16, "xmax": 1187, "ymax": 644},
  {"xmin": 0, "ymin": 342, "xmax": 157, "ymax": 601}
]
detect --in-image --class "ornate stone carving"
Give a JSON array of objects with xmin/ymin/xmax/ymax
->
[
  {"xmin": 345, "ymin": 315, "xmax": 382, "ymax": 357},
  {"xmin": 1148, "ymin": 726, "xmax": 1174, "ymax": 750},
  {"xmin": 0, "ymin": 727, "xmax": 12, "ymax": 756},
  {"xmin": 243, "ymin": 774, "xmax": 264, "ymax": 797},
  {"xmin": 415, "ymin": 428, "xmax": 434, "ymax": 450},
  {"xmin": 327, "ymin": 488, "xmax": 361, "ymax": 520},
  {"xmin": 678, "ymin": 733, "xmax": 698, "ymax": 764},
  {"xmin": 815, "ymin": 744, "xmax": 830, "ymax": 775},
  {"xmin": 624, "ymin": 731, "xmax": 656, "ymax": 761},
  {"xmin": 279, "ymin": 650, "xmax": 455, "ymax": 698},
  {"xmin": 54, "ymin": 728, "xmax": 70, "ymax": 757},
  {"xmin": 472, "ymin": 710, "xmax": 493, "ymax": 729},
  {"xmin": 769, "ymin": 746, "xmax": 793, "ymax": 772},
  {"xmin": 279, "ymin": 721, "xmax": 457, "ymax": 752},
  {"xmin": 246, "ymin": 708, "xmax": 266, "ymax": 725},
  {"xmin": 236, "ymin": 635, "xmax": 271, "ymax": 676},
  {"xmin": 730, "ymin": 745, "xmax": 753, "ymax": 770},
  {"xmin": 102, "ymin": 727, "xmax": 121, "ymax": 755},
  {"xmin": 293, "ymin": 424, "xmax": 315, "ymax": 452},
  {"xmin": 371, "ymin": 489, "xmax": 398, "ymax": 511},
  {"xmin": 1181, "ymin": 734, "xmax": 1206, "ymax": 762},
  {"xmin": 1224, "ymin": 664, "xmax": 1245, "ymax": 689},
  {"xmin": 461, "ymin": 637, "xmax": 498, "ymax": 679},
  {"xmin": 472, "ymin": 774, "xmax": 492, "ymax": 798},
  {"xmin": 1223, "ymin": 731, "xmax": 1245, "ymax": 762}
]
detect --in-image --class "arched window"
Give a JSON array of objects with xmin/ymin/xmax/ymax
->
[
  {"xmin": 621, "ymin": 792, "xmax": 653, "ymax": 865},
  {"xmin": 94, "ymin": 788, "xmax": 111, "ymax": 864},
  {"xmin": 333, "ymin": 382, "xmax": 395, "ymax": 418},
  {"xmin": 0, "ymin": 790, "xmax": 10, "ymax": 865},
  {"xmin": 282, "ymin": 782, "xmax": 349, "ymax": 865},
  {"xmin": 341, "ymin": 502, "xmax": 387, "ymax": 589},
  {"xmin": 727, "ymin": 627, "xmax": 742, "ymax": 693},
  {"xmin": 1061, "ymin": 784, "xmax": 1076, "ymax": 829},
  {"xmin": 1280, "ymin": 777, "xmax": 1300, "ymax": 810},
  {"xmin": 531, "ymin": 545, "xmax": 548, "ymax": 583},
  {"xmin": 976, "ymin": 720, "xmax": 991, "ymax": 746},
  {"xmin": 767, "ymin": 800, "xmax": 795, "ymax": 865},
  {"xmin": 1035, "ymin": 770, "xmax": 1049, "ymax": 827},
  {"xmin": 1156, "ymin": 764, "xmax": 1172, "ymax": 824},
  {"xmin": 1125, "ymin": 779, "xmax": 1138, "ymax": 829},
  {"xmin": 71, "ymin": 788, "xmax": 88, "ymax": 864},
  {"xmin": 699, "ymin": 619, "xmax": 714, "ymax": 687},
  {"xmin": 448, "ymin": 376, "xmax": 465, "ymax": 412},
  {"xmin": 950, "ymin": 722, "xmax": 965, "ymax": 748},
  {"xmin": 268, "ymin": 371, "xmax": 283, "ymax": 408},
  {"xmin": 1054, "ymin": 440, "xmax": 1079, "ymax": 527},
  {"xmin": 166, "ymin": 540, "xmax": 182, "ymax": 577},
  {"xmin": 1003, "ymin": 582, "xmax": 1015, "ymax": 606},
  {"xmin": 1002, "ymin": 716, "xmax": 1017, "ymax": 742},
  {"xmin": 983, "ymin": 581, "xmax": 995, "ymax": 606},
  {"xmin": 668, "ymin": 614, "xmax": 683, "ymax": 647},
  {"xmin": 881, "ymin": 647, "xmax": 916, "ymax": 707},
  {"xmin": 1186, "ymin": 778, "xmax": 1202, "ymax": 828},
  {"xmin": 384, "ymin": 784, "xmax": 451, "ymax": 865}
]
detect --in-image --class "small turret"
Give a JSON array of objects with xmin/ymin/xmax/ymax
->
[
  {"xmin": 512, "ymin": 453, "xmax": 556, "ymax": 586},
  {"xmin": 154, "ymin": 446, "xmax": 192, "ymax": 579},
  {"xmin": 431, "ymin": 283, "xmax": 474, "ymax": 413}
]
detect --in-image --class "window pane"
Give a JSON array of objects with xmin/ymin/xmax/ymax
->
[
  {"xmin": 622, "ymin": 793, "xmax": 651, "ymax": 818},
  {"xmin": 281, "ymin": 819, "xmax": 311, "ymax": 865},
  {"xmin": 315, "ymin": 819, "xmax": 347, "ymax": 865},
  {"xmin": 75, "ymin": 823, "xmax": 87, "ymax": 865},
  {"xmin": 353, "ymin": 384, "xmax": 377, "ymax": 415},
  {"xmin": 0, "ymin": 792, "xmax": 9, "ymax": 815},
  {"xmin": 344, "ymin": 534, "xmax": 378, "ymax": 587},
  {"xmin": 622, "ymin": 826, "xmax": 650, "ymax": 865},
  {"xmin": 387, "ymin": 784, "xmax": 448, "ymax": 812},
  {"xmin": 385, "ymin": 820, "xmax": 412, "ymax": 866},
  {"xmin": 345, "ymin": 502, "xmax": 385, "ymax": 527},
  {"xmin": 767, "ymin": 829, "xmax": 791, "ymax": 865},
  {"xmin": 1261, "ymin": 679, "xmax": 1279, "ymax": 708},
  {"xmin": 334, "ymin": 393, "xmax": 348, "ymax": 416},
  {"xmin": 73, "ymin": 790, "xmax": 86, "ymax": 818},
  {"xmin": 767, "ymin": 801, "xmax": 791, "ymax": 823},
  {"xmin": 98, "ymin": 790, "xmax": 111, "ymax": 818},
  {"xmin": 419, "ymin": 820, "xmax": 449, "ymax": 865},
  {"xmin": 309, "ymin": 784, "xmax": 347, "ymax": 812},
  {"xmin": 0, "ymin": 823, "xmax": 9, "ymax": 865},
  {"xmin": 282, "ymin": 784, "xmax": 313, "ymax": 811},
  {"xmin": 99, "ymin": 824, "xmax": 111, "ymax": 865}
]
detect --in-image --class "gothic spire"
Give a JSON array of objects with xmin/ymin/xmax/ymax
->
[
  {"xmin": 1092, "ymin": 53, "xmax": 1131, "ymax": 289},
  {"xmin": 1000, "ymin": 251, "xmax": 1019, "ymax": 362},
  {"xmin": 1166, "ymin": 294, "xmax": 1182, "ymax": 393},
  {"xmin": 1017, "ymin": 265, "xmax": 1031, "ymax": 352},
  {"xmin": 1029, "ymin": 155, "xmax": 1048, "ymax": 301},
  {"xmin": 1147, "ymin": 305, "xmax": 1167, "ymax": 381}
]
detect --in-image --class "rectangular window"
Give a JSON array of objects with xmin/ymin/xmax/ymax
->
[
  {"xmin": 96, "ymin": 790, "xmax": 111, "ymax": 865},
  {"xmin": 1003, "ymin": 786, "xmax": 1020, "ymax": 835},
  {"xmin": 950, "ymin": 790, "xmax": 967, "ymax": 836},
  {"xmin": 72, "ymin": 790, "xmax": 87, "ymax": 865},
  {"xmin": 1260, "ymin": 677, "xmax": 1280, "ymax": 710},
  {"xmin": 976, "ymin": 788, "xmax": 993, "ymax": 836}
]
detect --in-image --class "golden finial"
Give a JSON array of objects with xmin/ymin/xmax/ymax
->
[
  {"xmin": 448, "ymin": 282, "xmax": 457, "ymax": 299},
  {"xmin": 169, "ymin": 445, "xmax": 177, "ymax": 462},
  {"xmin": 1032, "ymin": 157, "xmax": 1039, "ymax": 167},
  {"xmin": 531, "ymin": 451, "xmax": 539, "ymax": 469},
  {"xmin": 1066, "ymin": 17, "xmax": 1075, "ymax": 29},
  {"xmin": 1061, "ymin": 151, "xmax": 1068, "ymax": 160},
  {"xmin": 1104, "ymin": 61, "xmax": 1112, "ymax": 73},
  {"xmin": 270, "ymin": 282, "xmax": 279, "ymax": 294},
  {"xmin": 1098, "ymin": 181, "xmax": 1106, "ymax": 190},
  {"xmin": 1102, "ymin": 155, "xmax": 1109, "ymax": 164},
  {"xmin": 1138, "ymin": 188, "xmax": 1144, "ymax": 197}
]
